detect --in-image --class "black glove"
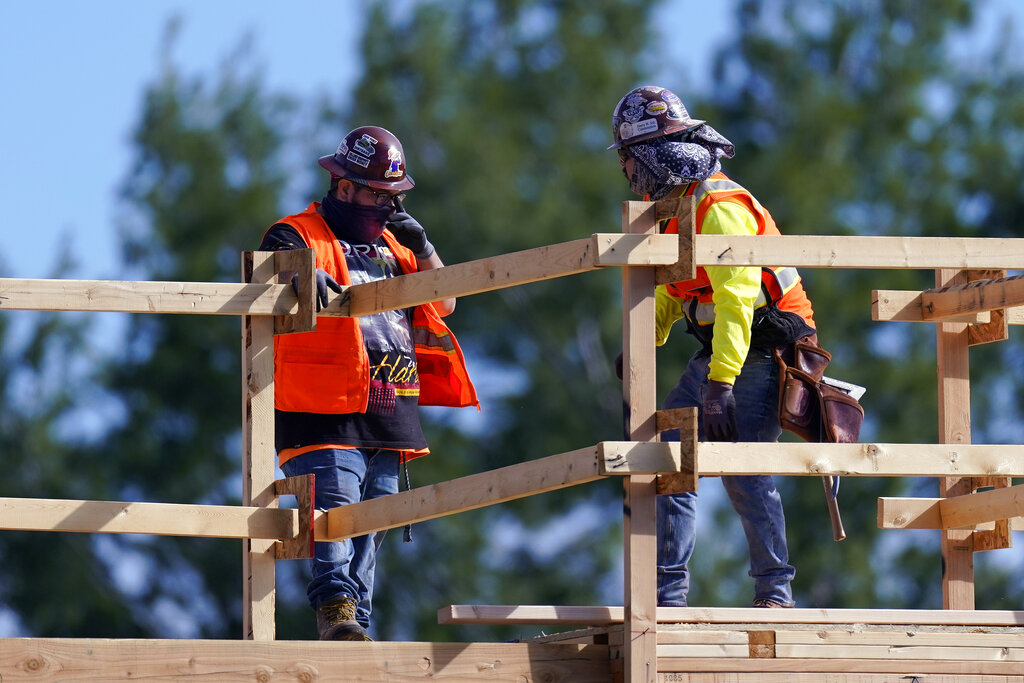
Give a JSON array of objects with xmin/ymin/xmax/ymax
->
[
  {"xmin": 703, "ymin": 379, "xmax": 738, "ymax": 441},
  {"xmin": 387, "ymin": 211, "xmax": 435, "ymax": 259},
  {"xmin": 614, "ymin": 352, "xmax": 623, "ymax": 381},
  {"xmin": 292, "ymin": 268, "xmax": 343, "ymax": 312}
]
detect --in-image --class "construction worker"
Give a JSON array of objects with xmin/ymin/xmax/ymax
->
[
  {"xmin": 259, "ymin": 126, "xmax": 478, "ymax": 640},
  {"xmin": 610, "ymin": 86, "xmax": 817, "ymax": 609}
]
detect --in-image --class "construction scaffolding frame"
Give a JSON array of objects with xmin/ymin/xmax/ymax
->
[{"xmin": 0, "ymin": 197, "xmax": 1022, "ymax": 681}]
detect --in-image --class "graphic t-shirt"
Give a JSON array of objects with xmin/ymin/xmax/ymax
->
[{"xmin": 260, "ymin": 223, "xmax": 427, "ymax": 451}]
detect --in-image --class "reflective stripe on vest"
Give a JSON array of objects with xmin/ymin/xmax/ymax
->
[
  {"xmin": 686, "ymin": 267, "xmax": 802, "ymax": 325},
  {"xmin": 660, "ymin": 172, "xmax": 816, "ymax": 329}
]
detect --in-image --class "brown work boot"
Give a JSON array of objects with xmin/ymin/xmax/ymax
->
[
  {"xmin": 315, "ymin": 596, "xmax": 373, "ymax": 641},
  {"xmin": 753, "ymin": 598, "xmax": 794, "ymax": 608}
]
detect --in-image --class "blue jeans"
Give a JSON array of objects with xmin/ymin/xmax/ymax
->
[
  {"xmin": 657, "ymin": 347, "xmax": 795, "ymax": 607},
  {"xmin": 281, "ymin": 447, "xmax": 400, "ymax": 627}
]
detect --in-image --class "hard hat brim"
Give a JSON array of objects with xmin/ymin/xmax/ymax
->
[
  {"xmin": 318, "ymin": 154, "xmax": 416, "ymax": 191},
  {"xmin": 607, "ymin": 118, "xmax": 705, "ymax": 150}
]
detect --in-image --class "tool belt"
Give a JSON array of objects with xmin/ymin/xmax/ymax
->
[{"xmin": 774, "ymin": 336, "xmax": 864, "ymax": 444}]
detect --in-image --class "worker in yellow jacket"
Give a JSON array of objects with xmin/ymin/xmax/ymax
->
[{"xmin": 611, "ymin": 86, "xmax": 818, "ymax": 609}]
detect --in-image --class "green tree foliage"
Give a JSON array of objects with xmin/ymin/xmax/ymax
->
[
  {"xmin": 66, "ymin": 44, "xmax": 314, "ymax": 637},
  {"xmin": 0, "ymin": 251, "xmax": 142, "ymax": 635},
  {"xmin": 673, "ymin": 0, "xmax": 1024, "ymax": 609}
]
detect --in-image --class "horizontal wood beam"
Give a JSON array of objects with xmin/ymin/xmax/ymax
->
[
  {"xmin": 317, "ymin": 233, "xmax": 678, "ymax": 317},
  {"xmin": 878, "ymin": 496, "xmax": 1024, "ymax": 530},
  {"xmin": 0, "ymin": 279, "xmax": 296, "ymax": 316},
  {"xmin": 941, "ymin": 483, "xmax": 1024, "ymax": 529},
  {"xmin": 439, "ymin": 604, "xmax": 1024, "ymax": 627},
  {"xmin": 695, "ymin": 442, "xmax": 1024, "ymax": 477},
  {"xmin": 697, "ymin": 235, "xmax": 1024, "ymax": 269},
  {"xmin": 325, "ymin": 442, "xmax": 684, "ymax": 542},
  {"xmin": 873, "ymin": 289, "xmax": 992, "ymax": 323},
  {"xmin": 657, "ymin": 656, "xmax": 1024, "ymax": 675},
  {"xmin": 920, "ymin": 273, "xmax": 1024, "ymax": 320},
  {"xmin": 0, "ymin": 497, "xmax": 301, "ymax": 540},
  {"xmin": 0, "ymin": 639, "xmax": 608, "ymax": 682}
]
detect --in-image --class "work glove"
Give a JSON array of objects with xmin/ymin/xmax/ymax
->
[
  {"xmin": 703, "ymin": 379, "xmax": 738, "ymax": 442},
  {"xmin": 387, "ymin": 212, "xmax": 435, "ymax": 259},
  {"xmin": 292, "ymin": 268, "xmax": 343, "ymax": 312}
]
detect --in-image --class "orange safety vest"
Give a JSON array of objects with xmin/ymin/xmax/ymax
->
[
  {"xmin": 269, "ymin": 203, "xmax": 478, "ymax": 414},
  {"xmin": 661, "ymin": 173, "xmax": 815, "ymax": 328}
]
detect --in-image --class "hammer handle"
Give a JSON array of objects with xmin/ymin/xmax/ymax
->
[{"xmin": 822, "ymin": 475, "xmax": 846, "ymax": 541}]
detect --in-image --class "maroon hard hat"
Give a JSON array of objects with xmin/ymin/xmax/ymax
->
[
  {"xmin": 608, "ymin": 85, "xmax": 705, "ymax": 150},
  {"xmin": 318, "ymin": 125, "xmax": 415, "ymax": 191}
]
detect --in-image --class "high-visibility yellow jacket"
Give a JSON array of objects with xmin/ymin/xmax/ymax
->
[{"xmin": 657, "ymin": 173, "xmax": 816, "ymax": 383}]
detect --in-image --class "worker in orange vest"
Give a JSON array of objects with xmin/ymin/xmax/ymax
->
[
  {"xmin": 611, "ymin": 86, "xmax": 818, "ymax": 609},
  {"xmin": 260, "ymin": 126, "xmax": 478, "ymax": 640}
]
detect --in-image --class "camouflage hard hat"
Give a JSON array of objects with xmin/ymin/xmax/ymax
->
[
  {"xmin": 608, "ymin": 85, "xmax": 704, "ymax": 150},
  {"xmin": 318, "ymin": 125, "xmax": 415, "ymax": 191}
]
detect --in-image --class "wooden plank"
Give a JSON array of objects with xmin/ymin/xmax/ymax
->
[
  {"xmin": 241, "ymin": 252, "xmax": 278, "ymax": 641},
  {"xmin": 621, "ymin": 199, "xmax": 659, "ymax": 683},
  {"xmin": 940, "ymin": 484, "xmax": 1024, "ymax": 530},
  {"xmin": 921, "ymin": 272, "xmax": 1024, "ymax": 320},
  {"xmin": 334, "ymin": 233, "xmax": 677, "ymax": 317},
  {"xmin": 695, "ymin": 234, "xmax": 1024, "ymax": 269},
  {"xmin": 965, "ymin": 269, "xmax": 1011, "ymax": 346},
  {"xmin": 654, "ymin": 196, "xmax": 696, "ymax": 285},
  {"xmin": 748, "ymin": 630, "xmax": 775, "ymax": 658},
  {"xmin": 0, "ymin": 639, "xmax": 610, "ymax": 682},
  {"xmin": 657, "ymin": 644, "xmax": 749, "ymax": 657},
  {"xmin": 878, "ymin": 496, "xmax": 1024, "ymax": 530},
  {"xmin": 0, "ymin": 497, "xmax": 297, "ymax": 539},
  {"xmin": 0, "ymin": 278, "xmax": 296, "ymax": 315},
  {"xmin": 873, "ymin": 289, "xmax": 990, "ymax": 323},
  {"xmin": 658, "ymin": 657, "xmax": 1024, "ymax": 674},
  {"xmin": 692, "ymin": 441, "xmax": 1024, "ymax": 477},
  {"xmin": 273, "ymin": 475, "xmax": 315, "ymax": 560},
  {"xmin": 657, "ymin": 631, "xmax": 749, "ymax": 645},
  {"xmin": 776, "ymin": 643, "xmax": 1024, "ymax": 660},
  {"xmin": 439, "ymin": 605, "xmax": 625, "ymax": 626},
  {"xmin": 775, "ymin": 629, "xmax": 1024, "ymax": 648},
  {"xmin": 272, "ymin": 248, "xmax": 315, "ymax": 334},
  {"xmin": 936, "ymin": 268, "xmax": 975, "ymax": 610},
  {"xmin": 325, "ymin": 446, "xmax": 607, "ymax": 541},
  {"xmin": 599, "ymin": 441, "xmax": 681, "ymax": 475},
  {"xmin": 440, "ymin": 605, "xmax": 1024, "ymax": 626},
  {"xmin": 654, "ymin": 409, "xmax": 699, "ymax": 495},
  {"xmin": 658, "ymin": 675, "xmax": 1024, "ymax": 683}
]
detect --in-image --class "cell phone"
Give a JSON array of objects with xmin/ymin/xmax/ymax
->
[{"xmin": 392, "ymin": 195, "xmax": 405, "ymax": 213}]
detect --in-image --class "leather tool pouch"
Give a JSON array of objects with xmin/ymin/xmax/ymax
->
[{"xmin": 775, "ymin": 336, "xmax": 864, "ymax": 444}]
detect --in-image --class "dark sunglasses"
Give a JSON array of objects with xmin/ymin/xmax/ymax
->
[{"xmin": 360, "ymin": 185, "xmax": 406, "ymax": 208}]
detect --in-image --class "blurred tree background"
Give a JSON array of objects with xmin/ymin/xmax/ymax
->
[{"xmin": 0, "ymin": 0, "xmax": 1022, "ymax": 642}]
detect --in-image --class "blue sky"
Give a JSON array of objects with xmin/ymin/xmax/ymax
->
[
  {"xmin": 0, "ymin": 1, "xmax": 364, "ymax": 281},
  {"xmin": 0, "ymin": 1, "xmax": 742, "ymax": 282}
]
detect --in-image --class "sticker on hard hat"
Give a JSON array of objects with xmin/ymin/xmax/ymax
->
[
  {"xmin": 645, "ymin": 101, "xmax": 667, "ymax": 116},
  {"xmin": 346, "ymin": 151, "xmax": 371, "ymax": 168},
  {"xmin": 384, "ymin": 148, "xmax": 403, "ymax": 178}
]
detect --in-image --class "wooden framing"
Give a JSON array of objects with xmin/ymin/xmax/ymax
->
[
  {"xmin": 440, "ymin": 604, "xmax": 1024, "ymax": 626},
  {"xmin": 0, "ymin": 200, "xmax": 1021, "ymax": 681}
]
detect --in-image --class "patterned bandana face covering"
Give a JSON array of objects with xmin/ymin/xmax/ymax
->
[{"xmin": 627, "ymin": 124, "xmax": 736, "ymax": 200}]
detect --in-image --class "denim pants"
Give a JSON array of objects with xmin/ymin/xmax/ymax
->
[
  {"xmin": 281, "ymin": 447, "xmax": 400, "ymax": 627},
  {"xmin": 657, "ymin": 347, "xmax": 795, "ymax": 607}
]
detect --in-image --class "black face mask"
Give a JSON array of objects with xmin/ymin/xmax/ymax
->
[{"xmin": 320, "ymin": 191, "xmax": 394, "ymax": 244}]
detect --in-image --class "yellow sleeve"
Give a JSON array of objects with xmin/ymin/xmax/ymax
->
[
  {"xmin": 655, "ymin": 284, "xmax": 686, "ymax": 346},
  {"xmin": 702, "ymin": 201, "xmax": 761, "ymax": 384}
]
